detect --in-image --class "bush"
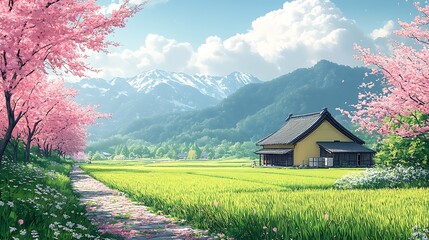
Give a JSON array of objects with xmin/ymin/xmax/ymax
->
[
  {"xmin": 375, "ymin": 135, "xmax": 429, "ymax": 169},
  {"xmin": 334, "ymin": 164, "xmax": 429, "ymax": 189}
]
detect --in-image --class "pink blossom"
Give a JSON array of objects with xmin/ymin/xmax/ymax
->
[
  {"xmin": 272, "ymin": 227, "xmax": 277, "ymax": 233},
  {"xmin": 324, "ymin": 213, "xmax": 329, "ymax": 220},
  {"xmin": 349, "ymin": 5, "xmax": 429, "ymax": 138},
  {"xmin": 213, "ymin": 200, "xmax": 219, "ymax": 207},
  {"xmin": 18, "ymin": 219, "xmax": 24, "ymax": 225},
  {"xmin": 0, "ymin": 0, "xmax": 142, "ymax": 159}
]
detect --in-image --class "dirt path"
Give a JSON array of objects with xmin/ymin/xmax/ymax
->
[{"xmin": 70, "ymin": 165, "xmax": 209, "ymax": 240}]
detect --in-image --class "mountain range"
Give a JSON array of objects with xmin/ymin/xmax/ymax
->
[
  {"xmin": 87, "ymin": 60, "xmax": 380, "ymax": 151},
  {"xmin": 85, "ymin": 60, "xmax": 380, "ymax": 150},
  {"xmin": 68, "ymin": 70, "xmax": 261, "ymax": 138}
]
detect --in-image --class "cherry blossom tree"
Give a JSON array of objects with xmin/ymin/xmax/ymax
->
[
  {"xmin": 14, "ymin": 76, "xmax": 80, "ymax": 162},
  {"xmin": 36, "ymin": 98, "xmax": 107, "ymax": 158},
  {"xmin": 348, "ymin": 2, "xmax": 429, "ymax": 138},
  {"xmin": 0, "ymin": 0, "xmax": 142, "ymax": 160}
]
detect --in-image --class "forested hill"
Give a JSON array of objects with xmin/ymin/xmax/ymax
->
[{"xmin": 113, "ymin": 60, "xmax": 378, "ymax": 145}]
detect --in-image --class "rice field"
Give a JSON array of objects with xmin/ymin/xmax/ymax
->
[{"xmin": 82, "ymin": 159, "xmax": 429, "ymax": 239}]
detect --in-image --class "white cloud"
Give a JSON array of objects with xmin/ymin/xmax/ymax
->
[
  {"xmin": 370, "ymin": 20, "xmax": 395, "ymax": 40},
  {"xmin": 144, "ymin": 0, "xmax": 168, "ymax": 7},
  {"xmin": 87, "ymin": 34, "xmax": 193, "ymax": 79},
  {"xmin": 90, "ymin": 0, "xmax": 380, "ymax": 81},
  {"xmin": 99, "ymin": 0, "xmax": 165, "ymax": 15}
]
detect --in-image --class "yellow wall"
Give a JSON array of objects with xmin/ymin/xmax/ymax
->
[
  {"xmin": 264, "ymin": 144, "xmax": 295, "ymax": 149},
  {"xmin": 293, "ymin": 120, "xmax": 353, "ymax": 166}
]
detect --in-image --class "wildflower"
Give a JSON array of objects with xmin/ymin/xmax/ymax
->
[
  {"xmin": 262, "ymin": 226, "xmax": 267, "ymax": 230},
  {"xmin": 72, "ymin": 232, "xmax": 83, "ymax": 239},
  {"xmin": 20, "ymin": 229, "xmax": 27, "ymax": 235},
  {"xmin": 7, "ymin": 201, "xmax": 14, "ymax": 207},
  {"xmin": 49, "ymin": 224, "xmax": 56, "ymax": 230},
  {"xmin": 18, "ymin": 219, "xmax": 24, "ymax": 225},
  {"xmin": 324, "ymin": 213, "xmax": 329, "ymax": 220},
  {"xmin": 213, "ymin": 200, "xmax": 219, "ymax": 207},
  {"xmin": 66, "ymin": 221, "xmax": 75, "ymax": 228},
  {"xmin": 76, "ymin": 224, "xmax": 87, "ymax": 230},
  {"xmin": 0, "ymin": 201, "xmax": 4, "ymax": 206},
  {"xmin": 273, "ymin": 227, "xmax": 277, "ymax": 233},
  {"xmin": 31, "ymin": 230, "xmax": 39, "ymax": 238},
  {"xmin": 10, "ymin": 227, "xmax": 17, "ymax": 233}
]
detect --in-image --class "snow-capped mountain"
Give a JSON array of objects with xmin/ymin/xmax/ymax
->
[
  {"xmin": 128, "ymin": 69, "xmax": 260, "ymax": 99},
  {"xmin": 67, "ymin": 70, "xmax": 261, "ymax": 138}
]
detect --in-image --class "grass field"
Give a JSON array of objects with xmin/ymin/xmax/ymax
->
[{"xmin": 82, "ymin": 159, "xmax": 429, "ymax": 239}]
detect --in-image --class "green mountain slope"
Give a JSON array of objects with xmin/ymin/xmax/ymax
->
[{"xmin": 119, "ymin": 60, "xmax": 377, "ymax": 144}]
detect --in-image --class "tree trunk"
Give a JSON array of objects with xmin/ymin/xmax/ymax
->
[
  {"xmin": 10, "ymin": 139, "xmax": 19, "ymax": 162},
  {"xmin": 0, "ymin": 91, "xmax": 22, "ymax": 165},
  {"xmin": 24, "ymin": 135, "xmax": 32, "ymax": 164}
]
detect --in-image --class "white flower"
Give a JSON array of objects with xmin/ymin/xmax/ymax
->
[
  {"xmin": 10, "ymin": 227, "xmax": 17, "ymax": 233},
  {"xmin": 76, "ymin": 224, "xmax": 87, "ymax": 230},
  {"xmin": 0, "ymin": 201, "xmax": 4, "ymax": 206},
  {"xmin": 72, "ymin": 232, "xmax": 83, "ymax": 239},
  {"xmin": 49, "ymin": 224, "xmax": 56, "ymax": 230},
  {"xmin": 20, "ymin": 229, "xmax": 27, "ymax": 235},
  {"xmin": 7, "ymin": 201, "xmax": 14, "ymax": 207}
]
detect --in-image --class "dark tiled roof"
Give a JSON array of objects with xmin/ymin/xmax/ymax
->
[
  {"xmin": 317, "ymin": 142, "xmax": 375, "ymax": 153},
  {"xmin": 255, "ymin": 148, "xmax": 293, "ymax": 155},
  {"xmin": 256, "ymin": 108, "xmax": 365, "ymax": 146}
]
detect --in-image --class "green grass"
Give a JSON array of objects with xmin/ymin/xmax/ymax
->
[{"xmin": 83, "ymin": 159, "xmax": 429, "ymax": 239}]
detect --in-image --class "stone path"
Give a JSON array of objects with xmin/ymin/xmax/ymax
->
[{"xmin": 70, "ymin": 165, "xmax": 210, "ymax": 240}]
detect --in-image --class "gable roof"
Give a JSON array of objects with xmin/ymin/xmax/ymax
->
[
  {"xmin": 317, "ymin": 142, "xmax": 375, "ymax": 153},
  {"xmin": 256, "ymin": 108, "xmax": 365, "ymax": 146}
]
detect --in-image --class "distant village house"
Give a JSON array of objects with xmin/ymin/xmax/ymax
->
[{"xmin": 255, "ymin": 108, "xmax": 375, "ymax": 167}]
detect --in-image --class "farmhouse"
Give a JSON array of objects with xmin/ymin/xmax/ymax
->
[{"xmin": 255, "ymin": 108, "xmax": 375, "ymax": 167}]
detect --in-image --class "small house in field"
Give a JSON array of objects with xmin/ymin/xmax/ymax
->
[{"xmin": 255, "ymin": 108, "xmax": 375, "ymax": 168}]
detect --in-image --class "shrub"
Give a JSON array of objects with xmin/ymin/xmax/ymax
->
[
  {"xmin": 375, "ymin": 135, "xmax": 429, "ymax": 169},
  {"xmin": 334, "ymin": 164, "xmax": 429, "ymax": 189}
]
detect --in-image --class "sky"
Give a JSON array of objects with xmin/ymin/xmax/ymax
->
[{"xmin": 88, "ymin": 0, "xmax": 422, "ymax": 81}]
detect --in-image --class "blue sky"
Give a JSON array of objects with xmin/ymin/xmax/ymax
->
[{"xmin": 90, "ymin": 0, "xmax": 421, "ymax": 81}]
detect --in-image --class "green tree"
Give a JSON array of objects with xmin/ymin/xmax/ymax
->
[
  {"xmin": 121, "ymin": 145, "xmax": 130, "ymax": 158},
  {"xmin": 155, "ymin": 147, "xmax": 165, "ymax": 158},
  {"xmin": 86, "ymin": 151, "xmax": 93, "ymax": 160},
  {"xmin": 92, "ymin": 151, "xmax": 104, "ymax": 160},
  {"xmin": 229, "ymin": 142, "xmax": 242, "ymax": 157},
  {"xmin": 375, "ymin": 135, "xmax": 429, "ymax": 168},
  {"xmin": 187, "ymin": 149, "xmax": 197, "ymax": 160},
  {"xmin": 215, "ymin": 140, "xmax": 231, "ymax": 158},
  {"xmin": 240, "ymin": 141, "xmax": 258, "ymax": 158},
  {"xmin": 167, "ymin": 149, "xmax": 178, "ymax": 160},
  {"xmin": 193, "ymin": 143, "xmax": 202, "ymax": 159},
  {"xmin": 114, "ymin": 145, "xmax": 123, "ymax": 156}
]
